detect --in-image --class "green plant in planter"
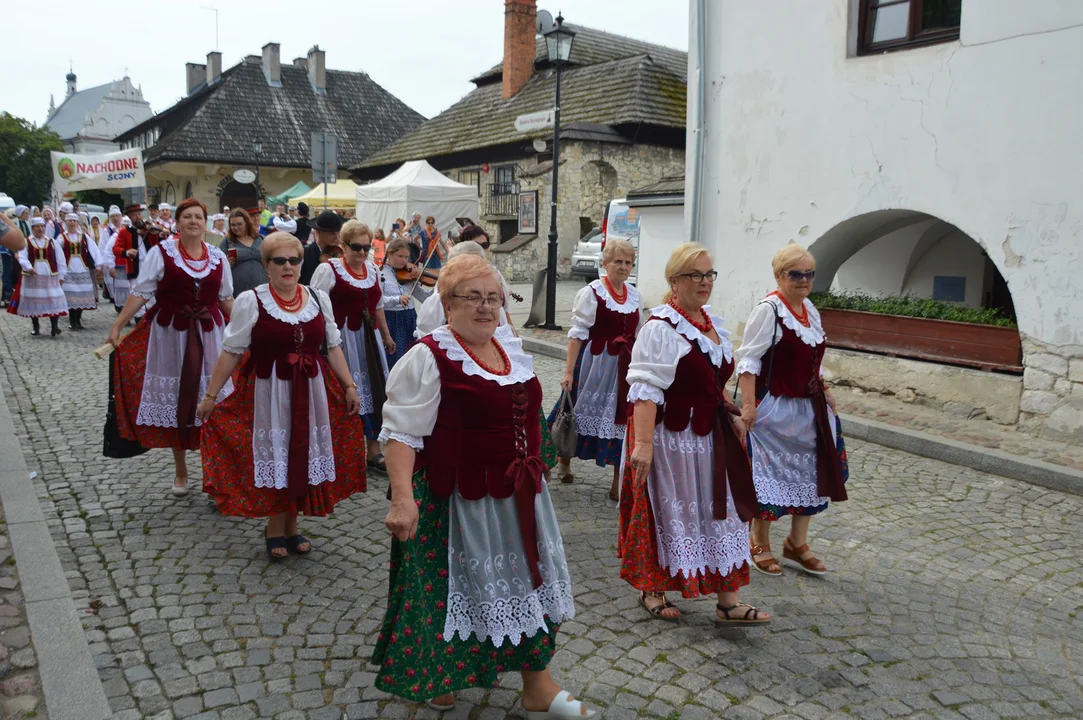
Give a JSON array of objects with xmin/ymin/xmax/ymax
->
[{"xmin": 810, "ymin": 291, "xmax": 1017, "ymax": 328}]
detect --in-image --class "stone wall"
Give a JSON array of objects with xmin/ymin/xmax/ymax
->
[
  {"xmin": 444, "ymin": 141, "xmax": 685, "ymax": 281},
  {"xmin": 1019, "ymin": 336, "xmax": 1083, "ymax": 443},
  {"xmin": 819, "ymin": 348, "xmax": 1022, "ymax": 425}
]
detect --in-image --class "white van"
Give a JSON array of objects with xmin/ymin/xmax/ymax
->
[{"xmin": 598, "ymin": 199, "xmax": 642, "ymax": 286}]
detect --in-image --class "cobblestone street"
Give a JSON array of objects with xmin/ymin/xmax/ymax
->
[{"xmin": 0, "ymin": 307, "xmax": 1081, "ymax": 720}]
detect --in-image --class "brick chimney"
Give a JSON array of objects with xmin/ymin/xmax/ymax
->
[
  {"xmin": 262, "ymin": 42, "xmax": 281, "ymax": 85},
  {"xmin": 502, "ymin": 0, "xmax": 537, "ymax": 100}
]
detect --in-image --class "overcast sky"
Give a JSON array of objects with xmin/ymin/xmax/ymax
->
[{"xmin": 4, "ymin": 0, "xmax": 689, "ymax": 128}]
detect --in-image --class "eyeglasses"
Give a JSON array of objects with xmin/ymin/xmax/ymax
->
[
  {"xmin": 478, "ymin": 241, "xmax": 491, "ymax": 250},
  {"xmin": 451, "ymin": 294, "xmax": 503, "ymax": 309},
  {"xmin": 676, "ymin": 270, "xmax": 718, "ymax": 283},
  {"xmin": 349, "ymin": 243, "xmax": 372, "ymax": 253},
  {"xmin": 269, "ymin": 256, "xmax": 303, "ymax": 266},
  {"xmin": 786, "ymin": 270, "xmax": 816, "ymax": 282},
  {"xmin": 325, "ymin": 246, "xmax": 343, "ymax": 257}
]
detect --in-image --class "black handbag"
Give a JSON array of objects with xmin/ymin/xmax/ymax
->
[
  {"xmin": 754, "ymin": 301, "xmax": 781, "ymax": 402},
  {"xmin": 102, "ymin": 353, "xmax": 149, "ymax": 459}
]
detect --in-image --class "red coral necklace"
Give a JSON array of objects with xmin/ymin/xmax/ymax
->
[
  {"xmin": 770, "ymin": 290, "xmax": 810, "ymax": 327},
  {"xmin": 451, "ymin": 328, "xmax": 511, "ymax": 376},
  {"xmin": 668, "ymin": 300, "xmax": 713, "ymax": 333},
  {"xmin": 602, "ymin": 276, "xmax": 627, "ymax": 304},
  {"xmin": 342, "ymin": 259, "xmax": 368, "ymax": 281},
  {"xmin": 270, "ymin": 285, "xmax": 304, "ymax": 313}
]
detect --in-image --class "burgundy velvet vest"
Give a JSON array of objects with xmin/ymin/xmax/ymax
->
[
  {"xmin": 588, "ymin": 288, "xmax": 639, "ymax": 354},
  {"xmin": 652, "ymin": 317, "xmax": 734, "ymax": 437},
  {"xmin": 245, "ymin": 295, "xmax": 326, "ymax": 380},
  {"xmin": 146, "ymin": 246, "xmax": 225, "ymax": 331},
  {"xmin": 417, "ymin": 333, "xmax": 549, "ymax": 587},
  {"xmin": 754, "ymin": 322, "xmax": 824, "ymax": 400},
  {"xmin": 328, "ymin": 261, "xmax": 382, "ymax": 331}
]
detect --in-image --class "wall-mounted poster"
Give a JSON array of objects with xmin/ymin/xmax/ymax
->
[{"xmin": 518, "ymin": 190, "xmax": 539, "ymax": 235}]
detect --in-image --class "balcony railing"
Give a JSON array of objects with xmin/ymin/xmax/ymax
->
[{"xmin": 484, "ymin": 182, "xmax": 519, "ymax": 217}]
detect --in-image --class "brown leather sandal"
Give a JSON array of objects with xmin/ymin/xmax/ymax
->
[
  {"xmin": 714, "ymin": 602, "xmax": 771, "ymax": 626},
  {"xmin": 639, "ymin": 591, "xmax": 681, "ymax": 622},
  {"xmin": 782, "ymin": 537, "xmax": 827, "ymax": 575},
  {"xmin": 751, "ymin": 543, "xmax": 782, "ymax": 576}
]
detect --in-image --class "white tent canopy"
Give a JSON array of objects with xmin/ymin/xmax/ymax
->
[{"xmin": 355, "ymin": 160, "xmax": 480, "ymax": 237}]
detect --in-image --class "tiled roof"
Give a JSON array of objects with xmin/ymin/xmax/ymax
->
[
  {"xmin": 472, "ymin": 24, "xmax": 687, "ymax": 83},
  {"xmin": 358, "ymin": 47, "xmax": 686, "ymax": 170},
  {"xmin": 628, "ymin": 174, "xmax": 685, "ymax": 198},
  {"xmin": 46, "ymin": 82, "xmax": 114, "ymax": 140},
  {"xmin": 117, "ymin": 60, "xmax": 425, "ymax": 169}
]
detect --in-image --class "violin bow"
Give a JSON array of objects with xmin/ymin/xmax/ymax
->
[{"xmin": 407, "ymin": 233, "xmax": 439, "ymax": 297}]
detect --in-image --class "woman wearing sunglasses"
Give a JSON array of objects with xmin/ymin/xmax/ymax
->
[
  {"xmin": 107, "ymin": 198, "xmax": 234, "ymax": 497},
  {"xmin": 310, "ymin": 220, "xmax": 395, "ymax": 473},
  {"xmin": 196, "ymin": 232, "xmax": 368, "ymax": 561},
  {"xmin": 619, "ymin": 243, "xmax": 767, "ymax": 626},
  {"xmin": 736, "ymin": 243, "xmax": 848, "ymax": 578}
]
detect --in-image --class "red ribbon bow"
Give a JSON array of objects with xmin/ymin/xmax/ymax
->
[{"xmin": 505, "ymin": 455, "xmax": 550, "ymax": 589}]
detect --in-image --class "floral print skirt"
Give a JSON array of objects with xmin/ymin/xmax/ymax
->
[
  {"xmin": 113, "ymin": 316, "xmax": 199, "ymax": 450},
  {"xmin": 372, "ymin": 470, "xmax": 558, "ymax": 702},
  {"xmin": 200, "ymin": 358, "xmax": 367, "ymax": 517},
  {"xmin": 617, "ymin": 414, "xmax": 750, "ymax": 597}
]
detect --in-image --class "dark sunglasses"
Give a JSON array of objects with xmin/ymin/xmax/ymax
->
[
  {"xmin": 269, "ymin": 256, "xmax": 303, "ymax": 266},
  {"xmin": 787, "ymin": 270, "xmax": 816, "ymax": 282},
  {"xmin": 349, "ymin": 243, "xmax": 372, "ymax": 253},
  {"xmin": 478, "ymin": 241, "xmax": 491, "ymax": 250}
]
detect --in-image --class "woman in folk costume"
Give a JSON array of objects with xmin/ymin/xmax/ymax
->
[
  {"xmin": 106, "ymin": 198, "xmax": 234, "ymax": 497},
  {"xmin": 197, "ymin": 232, "xmax": 367, "ymax": 560},
  {"xmin": 99, "ymin": 206, "xmax": 123, "ymax": 304},
  {"xmin": 549, "ymin": 238, "xmax": 640, "ymax": 501},
  {"xmin": 375, "ymin": 255, "xmax": 586, "ymax": 718},
  {"xmin": 618, "ymin": 243, "xmax": 770, "ymax": 626},
  {"xmin": 379, "ymin": 237, "xmax": 433, "ymax": 368},
  {"xmin": 413, "ymin": 241, "xmax": 511, "ymax": 338},
  {"xmin": 58, "ymin": 212, "xmax": 102, "ymax": 329},
  {"xmin": 736, "ymin": 243, "xmax": 848, "ymax": 577},
  {"xmin": 310, "ymin": 220, "xmax": 395, "ymax": 474},
  {"xmin": 8, "ymin": 218, "xmax": 67, "ymax": 337}
]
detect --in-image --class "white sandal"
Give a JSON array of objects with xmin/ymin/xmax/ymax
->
[
  {"xmin": 524, "ymin": 689, "xmax": 595, "ymax": 718},
  {"xmin": 426, "ymin": 696, "xmax": 454, "ymax": 712},
  {"xmin": 171, "ymin": 478, "xmax": 189, "ymax": 497}
]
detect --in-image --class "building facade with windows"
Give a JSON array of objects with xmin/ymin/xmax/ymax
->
[
  {"xmin": 115, "ymin": 44, "xmax": 424, "ymax": 211},
  {"xmin": 46, "ymin": 70, "xmax": 154, "ymax": 155},
  {"xmin": 684, "ymin": 0, "xmax": 1083, "ymax": 440},
  {"xmin": 352, "ymin": 0, "xmax": 687, "ymax": 281}
]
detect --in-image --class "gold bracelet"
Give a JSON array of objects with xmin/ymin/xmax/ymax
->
[{"xmin": 202, "ymin": 392, "xmax": 217, "ymax": 401}]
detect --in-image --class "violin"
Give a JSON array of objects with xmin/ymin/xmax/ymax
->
[{"xmin": 395, "ymin": 263, "xmax": 439, "ymax": 288}]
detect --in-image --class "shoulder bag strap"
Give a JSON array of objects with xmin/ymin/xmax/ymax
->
[{"xmin": 755, "ymin": 300, "xmax": 781, "ymax": 401}]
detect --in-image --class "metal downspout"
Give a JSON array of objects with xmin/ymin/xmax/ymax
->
[{"xmin": 690, "ymin": 0, "xmax": 707, "ymax": 244}]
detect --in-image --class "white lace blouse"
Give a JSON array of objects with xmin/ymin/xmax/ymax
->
[
  {"xmin": 567, "ymin": 279, "xmax": 642, "ymax": 341},
  {"xmin": 735, "ymin": 294, "xmax": 825, "ymax": 377},
  {"xmin": 309, "ymin": 258, "xmax": 380, "ymax": 296},
  {"xmin": 378, "ymin": 325, "xmax": 532, "ymax": 449},
  {"xmin": 131, "ymin": 240, "xmax": 234, "ymax": 301},
  {"xmin": 625, "ymin": 304, "xmax": 732, "ymax": 406},
  {"xmin": 221, "ymin": 285, "xmax": 342, "ymax": 355}
]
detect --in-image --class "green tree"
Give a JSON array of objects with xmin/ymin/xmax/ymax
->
[{"xmin": 0, "ymin": 113, "xmax": 63, "ymax": 206}]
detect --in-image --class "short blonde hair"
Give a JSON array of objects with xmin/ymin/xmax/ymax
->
[
  {"xmin": 662, "ymin": 242, "xmax": 711, "ymax": 303},
  {"xmin": 439, "ymin": 255, "xmax": 500, "ymax": 313},
  {"xmin": 341, "ymin": 220, "xmax": 372, "ymax": 243},
  {"xmin": 602, "ymin": 237, "xmax": 636, "ymax": 263},
  {"xmin": 261, "ymin": 232, "xmax": 303, "ymax": 263},
  {"xmin": 771, "ymin": 242, "xmax": 815, "ymax": 276}
]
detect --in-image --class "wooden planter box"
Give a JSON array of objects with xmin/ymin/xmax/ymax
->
[{"xmin": 819, "ymin": 308, "xmax": 1023, "ymax": 374}]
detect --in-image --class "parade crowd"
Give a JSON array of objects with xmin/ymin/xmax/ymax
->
[{"xmin": 0, "ymin": 196, "xmax": 849, "ymax": 719}]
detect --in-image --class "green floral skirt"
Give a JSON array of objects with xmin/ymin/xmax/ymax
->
[{"xmin": 372, "ymin": 469, "xmax": 560, "ymax": 700}]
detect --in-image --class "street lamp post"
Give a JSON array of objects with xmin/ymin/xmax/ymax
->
[
  {"xmin": 541, "ymin": 14, "xmax": 575, "ymax": 330},
  {"xmin": 252, "ymin": 138, "xmax": 264, "ymax": 199}
]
